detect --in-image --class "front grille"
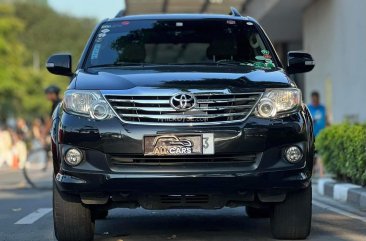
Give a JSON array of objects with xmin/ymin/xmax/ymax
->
[
  {"xmin": 104, "ymin": 92, "xmax": 262, "ymax": 125},
  {"xmin": 109, "ymin": 154, "xmax": 257, "ymax": 166}
]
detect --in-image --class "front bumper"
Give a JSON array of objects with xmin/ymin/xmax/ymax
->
[
  {"xmin": 55, "ymin": 141, "xmax": 312, "ymax": 208},
  {"xmin": 54, "ymin": 110, "xmax": 314, "ymax": 208},
  {"xmin": 55, "ymin": 160, "xmax": 311, "ymax": 209}
]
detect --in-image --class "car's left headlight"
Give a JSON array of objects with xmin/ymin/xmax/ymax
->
[
  {"xmin": 255, "ymin": 88, "xmax": 302, "ymax": 118},
  {"xmin": 63, "ymin": 90, "xmax": 115, "ymax": 120}
]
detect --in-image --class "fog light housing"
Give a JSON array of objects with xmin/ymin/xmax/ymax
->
[
  {"xmin": 65, "ymin": 148, "xmax": 83, "ymax": 166},
  {"xmin": 284, "ymin": 146, "xmax": 303, "ymax": 163}
]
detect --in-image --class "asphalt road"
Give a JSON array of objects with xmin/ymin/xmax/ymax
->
[{"xmin": 1, "ymin": 169, "xmax": 366, "ymax": 241}]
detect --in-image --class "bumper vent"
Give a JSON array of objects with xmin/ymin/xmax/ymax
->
[
  {"xmin": 104, "ymin": 92, "xmax": 262, "ymax": 125},
  {"xmin": 110, "ymin": 154, "xmax": 257, "ymax": 165},
  {"xmin": 160, "ymin": 194, "xmax": 209, "ymax": 205}
]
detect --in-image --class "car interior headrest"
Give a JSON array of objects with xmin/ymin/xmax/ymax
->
[{"xmin": 207, "ymin": 37, "xmax": 238, "ymax": 61}]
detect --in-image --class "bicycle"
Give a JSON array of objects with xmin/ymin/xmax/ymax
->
[{"xmin": 22, "ymin": 143, "xmax": 53, "ymax": 190}]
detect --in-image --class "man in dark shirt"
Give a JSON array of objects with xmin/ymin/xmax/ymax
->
[
  {"xmin": 44, "ymin": 85, "xmax": 61, "ymax": 138},
  {"xmin": 45, "ymin": 85, "xmax": 61, "ymax": 117}
]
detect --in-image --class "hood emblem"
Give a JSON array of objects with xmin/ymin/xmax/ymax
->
[{"xmin": 170, "ymin": 93, "xmax": 197, "ymax": 111}]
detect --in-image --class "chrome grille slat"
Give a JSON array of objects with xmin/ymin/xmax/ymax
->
[
  {"xmin": 105, "ymin": 92, "xmax": 262, "ymax": 125},
  {"xmin": 113, "ymin": 105, "xmax": 253, "ymax": 112},
  {"xmin": 119, "ymin": 112, "xmax": 249, "ymax": 119},
  {"xmin": 193, "ymin": 92, "xmax": 262, "ymax": 96},
  {"xmin": 197, "ymin": 97, "xmax": 257, "ymax": 104},
  {"xmin": 108, "ymin": 99, "xmax": 170, "ymax": 104}
]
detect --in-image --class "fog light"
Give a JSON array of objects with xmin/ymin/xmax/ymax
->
[
  {"xmin": 65, "ymin": 148, "xmax": 83, "ymax": 166},
  {"xmin": 285, "ymin": 146, "xmax": 303, "ymax": 163}
]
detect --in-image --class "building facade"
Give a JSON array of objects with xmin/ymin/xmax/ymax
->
[{"xmin": 127, "ymin": 0, "xmax": 366, "ymax": 123}]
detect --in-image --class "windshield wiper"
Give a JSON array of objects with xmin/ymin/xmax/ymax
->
[
  {"xmin": 87, "ymin": 62, "xmax": 147, "ymax": 69},
  {"xmin": 215, "ymin": 60, "xmax": 254, "ymax": 66}
]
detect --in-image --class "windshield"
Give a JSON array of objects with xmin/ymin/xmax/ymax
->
[{"xmin": 85, "ymin": 19, "xmax": 276, "ymax": 69}]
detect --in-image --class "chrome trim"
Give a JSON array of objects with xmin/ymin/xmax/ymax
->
[
  {"xmin": 169, "ymin": 92, "xmax": 197, "ymax": 111},
  {"xmin": 197, "ymin": 97, "xmax": 257, "ymax": 104},
  {"xmin": 108, "ymin": 99, "xmax": 170, "ymax": 104},
  {"xmin": 103, "ymin": 90, "xmax": 263, "ymax": 126},
  {"xmin": 120, "ymin": 112, "xmax": 249, "ymax": 119},
  {"xmin": 55, "ymin": 173, "xmax": 86, "ymax": 184},
  {"xmin": 113, "ymin": 105, "xmax": 253, "ymax": 112}
]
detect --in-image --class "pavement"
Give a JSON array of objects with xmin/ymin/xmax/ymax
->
[{"xmin": 1, "ymin": 168, "xmax": 366, "ymax": 241}]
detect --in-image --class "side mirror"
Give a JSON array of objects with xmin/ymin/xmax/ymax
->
[
  {"xmin": 287, "ymin": 51, "xmax": 315, "ymax": 74},
  {"xmin": 46, "ymin": 54, "xmax": 73, "ymax": 76}
]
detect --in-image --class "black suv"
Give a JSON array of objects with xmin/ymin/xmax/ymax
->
[{"xmin": 47, "ymin": 8, "xmax": 315, "ymax": 241}]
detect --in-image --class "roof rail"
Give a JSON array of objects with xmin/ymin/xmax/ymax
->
[
  {"xmin": 229, "ymin": 7, "xmax": 241, "ymax": 17},
  {"xmin": 115, "ymin": 10, "xmax": 125, "ymax": 18}
]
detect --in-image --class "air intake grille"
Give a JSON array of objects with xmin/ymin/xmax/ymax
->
[
  {"xmin": 160, "ymin": 195, "xmax": 209, "ymax": 205},
  {"xmin": 110, "ymin": 154, "xmax": 257, "ymax": 165},
  {"xmin": 104, "ymin": 92, "xmax": 262, "ymax": 125}
]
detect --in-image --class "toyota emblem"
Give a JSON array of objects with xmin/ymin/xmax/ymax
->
[{"xmin": 170, "ymin": 93, "xmax": 197, "ymax": 111}]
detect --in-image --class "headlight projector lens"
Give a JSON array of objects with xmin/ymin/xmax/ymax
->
[
  {"xmin": 255, "ymin": 88, "xmax": 302, "ymax": 118},
  {"xmin": 91, "ymin": 101, "xmax": 110, "ymax": 120},
  {"xmin": 258, "ymin": 99, "xmax": 277, "ymax": 118},
  {"xmin": 65, "ymin": 148, "xmax": 83, "ymax": 166},
  {"xmin": 284, "ymin": 146, "xmax": 303, "ymax": 163}
]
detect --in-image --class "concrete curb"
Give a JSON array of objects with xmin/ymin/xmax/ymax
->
[{"xmin": 317, "ymin": 178, "xmax": 366, "ymax": 211}]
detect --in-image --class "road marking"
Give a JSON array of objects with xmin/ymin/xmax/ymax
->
[
  {"xmin": 15, "ymin": 208, "xmax": 52, "ymax": 225},
  {"xmin": 312, "ymin": 200, "xmax": 366, "ymax": 223}
]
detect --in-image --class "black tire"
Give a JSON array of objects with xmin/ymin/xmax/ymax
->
[
  {"xmin": 270, "ymin": 185, "xmax": 312, "ymax": 240},
  {"xmin": 245, "ymin": 206, "xmax": 270, "ymax": 218},
  {"xmin": 92, "ymin": 209, "xmax": 109, "ymax": 220},
  {"xmin": 53, "ymin": 182, "xmax": 95, "ymax": 241}
]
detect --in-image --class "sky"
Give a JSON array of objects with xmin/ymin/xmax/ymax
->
[{"xmin": 48, "ymin": 0, "xmax": 125, "ymax": 20}]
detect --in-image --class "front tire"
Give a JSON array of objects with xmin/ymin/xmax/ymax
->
[
  {"xmin": 270, "ymin": 185, "xmax": 312, "ymax": 240},
  {"xmin": 53, "ymin": 182, "xmax": 95, "ymax": 241}
]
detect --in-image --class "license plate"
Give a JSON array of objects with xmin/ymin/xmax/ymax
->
[{"xmin": 144, "ymin": 133, "xmax": 214, "ymax": 156}]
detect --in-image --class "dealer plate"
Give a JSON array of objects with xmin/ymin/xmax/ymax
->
[{"xmin": 144, "ymin": 133, "xmax": 214, "ymax": 156}]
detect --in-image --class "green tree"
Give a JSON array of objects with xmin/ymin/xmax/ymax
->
[
  {"xmin": 0, "ymin": 4, "xmax": 26, "ymax": 119},
  {"xmin": 0, "ymin": 3, "xmax": 96, "ymax": 120},
  {"xmin": 14, "ymin": 2, "xmax": 96, "ymax": 69}
]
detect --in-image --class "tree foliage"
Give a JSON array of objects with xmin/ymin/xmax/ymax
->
[
  {"xmin": 0, "ymin": 2, "xmax": 96, "ymax": 120},
  {"xmin": 14, "ymin": 2, "xmax": 96, "ymax": 68}
]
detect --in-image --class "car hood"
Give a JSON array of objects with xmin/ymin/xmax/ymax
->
[{"xmin": 72, "ymin": 66, "xmax": 292, "ymax": 92}]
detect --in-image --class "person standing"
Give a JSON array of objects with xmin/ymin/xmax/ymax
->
[
  {"xmin": 0, "ymin": 127, "xmax": 13, "ymax": 168},
  {"xmin": 44, "ymin": 85, "xmax": 61, "ymax": 138},
  {"xmin": 308, "ymin": 91, "xmax": 328, "ymax": 137},
  {"xmin": 308, "ymin": 91, "xmax": 328, "ymax": 177}
]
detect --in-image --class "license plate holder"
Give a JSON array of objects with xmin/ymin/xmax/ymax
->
[{"xmin": 143, "ymin": 134, "xmax": 214, "ymax": 156}]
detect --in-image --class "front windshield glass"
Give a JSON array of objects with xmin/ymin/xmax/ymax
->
[{"xmin": 85, "ymin": 19, "xmax": 276, "ymax": 69}]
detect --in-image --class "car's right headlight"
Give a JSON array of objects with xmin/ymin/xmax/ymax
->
[
  {"xmin": 255, "ymin": 88, "xmax": 302, "ymax": 118},
  {"xmin": 63, "ymin": 90, "xmax": 115, "ymax": 120}
]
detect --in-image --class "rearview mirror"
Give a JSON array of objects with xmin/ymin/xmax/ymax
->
[
  {"xmin": 287, "ymin": 51, "xmax": 315, "ymax": 74},
  {"xmin": 46, "ymin": 54, "xmax": 73, "ymax": 76}
]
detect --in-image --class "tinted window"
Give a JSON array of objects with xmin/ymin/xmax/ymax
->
[{"xmin": 85, "ymin": 19, "xmax": 276, "ymax": 69}]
